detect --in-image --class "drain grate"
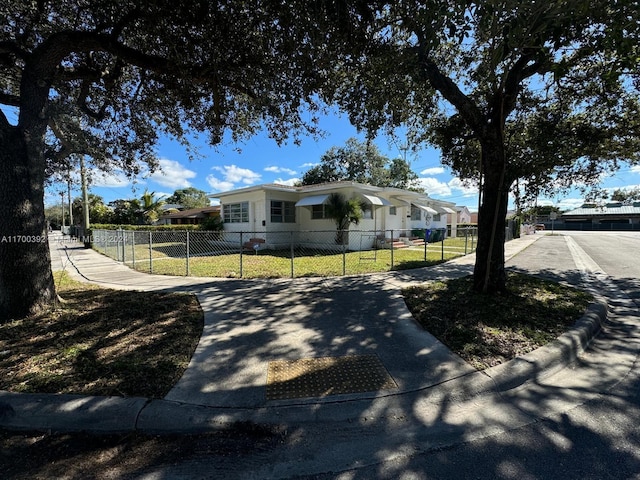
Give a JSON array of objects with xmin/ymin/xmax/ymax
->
[{"xmin": 266, "ymin": 354, "xmax": 397, "ymax": 401}]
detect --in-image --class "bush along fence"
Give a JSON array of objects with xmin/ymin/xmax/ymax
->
[{"xmin": 91, "ymin": 227, "xmax": 478, "ymax": 279}]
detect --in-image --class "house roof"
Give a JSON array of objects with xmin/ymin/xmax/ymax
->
[
  {"xmin": 563, "ymin": 202, "xmax": 640, "ymax": 216},
  {"xmin": 160, "ymin": 206, "xmax": 220, "ymax": 219},
  {"xmin": 209, "ymin": 181, "xmax": 458, "ymax": 209}
]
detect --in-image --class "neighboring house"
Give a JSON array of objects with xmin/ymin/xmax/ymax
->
[
  {"xmin": 159, "ymin": 206, "xmax": 221, "ymax": 225},
  {"xmin": 451, "ymin": 206, "xmax": 472, "ymax": 224},
  {"xmin": 209, "ymin": 181, "xmax": 458, "ymax": 250},
  {"xmin": 559, "ymin": 202, "xmax": 640, "ymax": 227}
]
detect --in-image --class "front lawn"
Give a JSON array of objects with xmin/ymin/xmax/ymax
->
[
  {"xmin": 403, "ymin": 272, "xmax": 594, "ymax": 370},
  {"xmin": 0, "ymin": 272, "xmax": 203, "ymax": 398}
]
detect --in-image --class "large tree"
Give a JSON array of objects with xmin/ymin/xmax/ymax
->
[
  {"xmin": 301, "ymin": 137, "xmax": 420, "ymax": 190},
  {"xmin": 0, "ymin": 1, "xmax": 324, "ymax": 319},
  {"xmin": 165, "ymin": 187, "xmax": 211, "ymax": 210},
  {"xmin": 312, "ymin": 0, "xmax": 640, "ymax": 293}
]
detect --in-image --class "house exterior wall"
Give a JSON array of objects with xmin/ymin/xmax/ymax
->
[
  {"xmin": 213, "ymin": 183, "xmax": 459, "ymax": 249},
  {"xmin": 218, "ymin": 190, "xmax": 265, "ymax": 233}
]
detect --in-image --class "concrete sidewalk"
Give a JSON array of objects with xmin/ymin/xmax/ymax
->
[{"xmin": 0, "ymin": 232, "xmax": 617, "ymax": 437}]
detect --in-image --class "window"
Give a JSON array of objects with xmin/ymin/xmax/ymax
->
[
  {"xmin": 311, "ymin": 204, "xmax": 327, "ymax": 219},
  {"xmin": 270, "ymin": 200, "xmax": 296, "ymax": 223},
  {"xmin": 223, "ymin": 202, "xmax": 249, "ymax": 223},
  {"xmin": 389, "ymin": 206, "xmax": 397, "ymax": 216},
  {"xmin": 433, "ymin": 213, "xmax": 441, "ymax": 221},
  {"xmin": 410, "ymin": 205, "xmax": 422, "ymax": 221},
  {"xmin": 362, "ymin": 204, "xmax": 373, "ymax": 219}
]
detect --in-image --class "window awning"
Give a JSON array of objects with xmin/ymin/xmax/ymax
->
[
  {"xmin": 361, "ymin": 194, "xmax": 392, "ymax": 206},
  {"xmin": 413, "ymin": 204, "xmax": 438, "ymax": 214},
  {"xmin": 295, "ymin": 194, "xmax": 330, "ymax": 207},
  {"xmin": 434, "ymin": 206, "xmax": 457, "ymax": 214}
]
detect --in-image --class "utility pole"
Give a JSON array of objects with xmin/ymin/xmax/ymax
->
[
  {"xmin": 67, "ymin": 175, "xmax": 73, "ymax": 228},
  {"xmin": 80, "ymin": 156, "xmax": 91, "ymax": 247},
  {"xmin": 60, "ymin": 191, "xmax": 65, "ymax": 233}
]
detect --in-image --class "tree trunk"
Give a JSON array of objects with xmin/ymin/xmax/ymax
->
[
  {"xmin": 0, "ymin": 124, "xmax": 57, "ymax": 320},
  {"xmin": 473, "ymin": 136, "xmax": 510, "ymax": 294}
]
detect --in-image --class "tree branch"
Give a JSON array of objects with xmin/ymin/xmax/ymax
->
[
  {"xmin": 0, "ymin": 90, "xmax": 21, "ymax": 107},
  {"xmin": 415, "ymin": 48, "xmax": 485, "ymax": 136}
]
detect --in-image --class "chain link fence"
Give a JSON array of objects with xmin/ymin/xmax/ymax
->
[{"xmin": 91, "ymin": 227, "xmax": 477, "ymax": 279}]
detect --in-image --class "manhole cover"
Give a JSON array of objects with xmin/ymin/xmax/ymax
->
[{"xmin": 266, "ymin": 354, "xmax": 397, "ymax": 401}]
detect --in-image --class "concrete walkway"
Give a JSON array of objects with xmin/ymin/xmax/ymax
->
[{"xmin": 1, "ymin": 232, "xmax": 625, "ymax": 440}]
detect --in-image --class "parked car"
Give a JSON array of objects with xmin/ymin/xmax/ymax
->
[{"xmin": 535, "ymin": 223, "xmax": 545, "ymax": 230}]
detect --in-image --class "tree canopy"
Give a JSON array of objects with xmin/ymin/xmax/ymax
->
[
  {"xmin": 309, "ymin": 0, "xmax": 640, "ymax": 293},
  {"xmin": 0, "ymin": 0, "xmax": 328, "ymax": 318},
  {"xmin": 2, "ymin": 0, "xmax": 639, "ymax": 318},
  {"xmin": 301, "ymin": 137, "xmax": 421, "ymax": 190},
  {"xmin": 164, "ymin": 187, "xmax": 211, "ymax": 210}
]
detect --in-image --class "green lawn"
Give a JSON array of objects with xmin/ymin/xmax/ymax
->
[
  {"xmin": 93, "ymin": 234, "xmax": 476, "ymax": 278},
  {"xmin": 121, "ymin": 246, "xmax": 463, "ymax": 277}
]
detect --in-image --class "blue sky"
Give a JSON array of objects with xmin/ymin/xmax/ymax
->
[{"xmin": 17, "ymin": 106, "xmax": 640, "ymax": 212}]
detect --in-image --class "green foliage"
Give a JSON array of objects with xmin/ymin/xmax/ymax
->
[
  {"xmin": 71, "ymin": 194, "xmax": 113, "ymax": 224},
  {"xmin": 108, "ymin": 200, "xmax": 141, "ymax": 225},
  {"xmin": 301, "ymin": 138, "xmax": 421, "ymax": 190},
  {"xmin": 610, "ymin": 187, "xmax": 640, "ymax": 203},
  {"xmin": 90, "ymin": 224, "xmax": 200, "ymax": 231},
  {"xmin": 309, "ymin": 0, "xmax": 640, "ymax": 293},
  {"xmin": 199, "ymin": 215, "xmax": 224, "ymax": 232},
  {"xmin": 324, "ymin": 192, "xmax": 363, "ymax": 244},
  {"xmin": 140, "ymin": 190, "xmax": 165, "ymax": 225},
  {"xmin": 165, "ymin": 187, "xmax": 211, "ymax": 209}
]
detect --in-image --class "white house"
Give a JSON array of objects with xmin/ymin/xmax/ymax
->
[
  {"xmin": 450, "ymin": 205, "xmax": 472, "ymax": 225},
  {"xmin": 209, "ymin": 181, "xmax": 458, "ymax": 250}
]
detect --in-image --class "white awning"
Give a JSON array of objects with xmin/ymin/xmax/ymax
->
[
  {"xmin": 434, "ymin": 206, "xmax": 457, "ymax": 214},
  {"xmin": 361, "ymin": 194, "xmax": 392, "ymax": 206},
  {"xmin": 413, "ymin": 204, "xmax": 438, "ymax": 214},
  {"xmin": 295, "ymin": 194, "xmax": 330, "ymax": 207}
]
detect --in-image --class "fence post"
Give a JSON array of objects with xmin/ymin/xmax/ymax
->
[
  {"xmin": 149, "ymin": 231, "xmax": 153, "ymax": 274},
  {"xmin": 464, "ymin": 227, "xmax": 468, "ymax": 254},
  {"xmin": 441, "ymin": 232, "xmax": 444, "ymax": 260},
  {"xmin": 131, "ymin": 231, "xmax": 136, "ymax": 268},
  {"xmin": 120, "ymin": 229, "xmax": 125, "ymax": 262},
  {"xmin": 290, "ymin": 231, "xmax": 294, "ymax": 278},
  {"xmin": 390, "ymin": 229, "xmax": 394, "ymax": 269},
  {"xmin": 239, "ymin": 231, "xmax": 244, "ymax": 278},
  {"xmin": 342, "ymin": 232, "xmax": 346, "ymax": 276},
  {"xmin": 185, "ymin": 230, "xmax": 190, "ymax": 276},
  {"xmin": 424, "ymin": 228, "xmax": 427, "ymax": 261}
]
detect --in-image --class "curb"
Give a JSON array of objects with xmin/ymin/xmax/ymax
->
[{"xmin": 0, "ymin": 298, "xmax": 608, "ymax": 434}]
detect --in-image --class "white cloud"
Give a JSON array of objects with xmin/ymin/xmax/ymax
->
[
  {"xmin": 265, "ymin": 166, "xmax": 297, "ymax": 175},
  {"xmin": 419, "ymin": 167, "xmax": 445, "ymax": 175},
  {"xmin": 418, "ymin": 175, "xmax": 480, "ymax": 203},
  {"xmin": 206, "ymin": 175, "xmax": 235, "ymax": 192},
  {"xmin": 300, "ymin": 162, "xmax": 318, "ymax": 168},
  {"xmin": 418, "ymin": 177, "xmax": 452, "ymax": 196},
  {"xmin": 273, "ymin": 177, "xmax": 300, "ymax": 187},
  {"xmin": 631, "ymin": 165, "xmax": 640, "ymax": 174},
  {"xmin": 212, "ymin": 165, "xmax": 261, "ymax": 185},
  {"xmin": 448, "ymin": 177, "xmax": 479, "ymax": 197},
  {"xmin": 90, "ymin": 169, "xmax": 130, "ymax": 188},
  {"xmin": 149, "ymin": 159, "xmax": 196, "ymax": 189},
  {"xmin": 556, "ymin": 197, "xmax": 585, "ymax": 211}
]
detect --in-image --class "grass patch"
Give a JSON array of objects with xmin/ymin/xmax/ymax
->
[
  {"xmin": 403, "ymin": 272, "xmax": 594, "ymax": 370},
  {"xmin": 0, "ymin": 272, "xmax": 203, "ymax": 398},
  {"xmin": 127, "ymin": 246, "xmax": 462, "ymax": 278}
]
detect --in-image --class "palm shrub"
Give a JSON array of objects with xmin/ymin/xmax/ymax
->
[{"xmin": 324, "ymin": 192, "xmax": 363, "ymax": 245}]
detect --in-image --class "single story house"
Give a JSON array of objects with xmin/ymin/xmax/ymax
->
[
  {"xmin": 449, "ymin": 205, "xmax": 472, "ymax": 225},
  {"xmin": 209, "ymin": 181, "xmax": 458, "ymax": 250},
  {"xmin": 159, "ymin": 206, "xmax": 221, "ymax": 225},
  {"xmin": 559, "ymin": 202, "xmax": 640, "ymax": 228}
]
